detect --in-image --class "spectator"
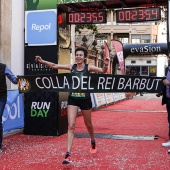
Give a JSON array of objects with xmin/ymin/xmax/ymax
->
[
  {"xmin": 156, "ymin": 56, "xmax": 170, "ymax": 154},
  {"xmin": 0, "ymin": 63, "xmax": 17, "ymax": 153}
]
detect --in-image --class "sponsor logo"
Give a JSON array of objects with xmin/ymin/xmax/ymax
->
[
  {"xmin": 2, "ymin": 96, "xmax": 21, "ymax": 123},
  {"xmin": 25, "ymin": 10, "xmax": 57, "ymax": 45},
  {"xmin": 31, "ymin": 102, "xmax": 51, "ymax": 117},
  {"xmin": 31, "ymin": 23, "xmax": 51, "ymax": 32},
  {"xmin": 130, "ymin": 45, "xmax": 161, "ymax": 54},
  {"xmin": 61, "ymin": 101, "xmax": 67, "ymax": 116},
  {"xmin": 26, "ymin": 62, "xmax": 51, "ymax": 72},
  {"xmin": 18, "ymin": 78, "xmax": 31, "ymax": 92}
]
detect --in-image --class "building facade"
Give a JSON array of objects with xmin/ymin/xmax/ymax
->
[
  {"xmin": 0, "ymin": 0, "xmax": 24, "ymax": 89},
  {"xmin": 95, "ymin": 10, "xmax": 167, "ymax": 77}
]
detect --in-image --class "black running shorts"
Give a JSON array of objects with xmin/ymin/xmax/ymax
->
[{"xmin": 68, "ymin": 96, "xmax": 92, "ymax": 110}]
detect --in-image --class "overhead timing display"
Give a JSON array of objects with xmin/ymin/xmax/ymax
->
[
  {"xmin": 116, "ymin": 7, "xmax": 161, "ymax": 23},
  {"xmin": 66, "ymin": 11, "xmax": 107, "ymax": 24}
]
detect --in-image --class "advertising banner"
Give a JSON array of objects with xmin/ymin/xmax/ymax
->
[
  {"xmin": 25, "ymin": 9, "xmax": 57, "ymax": 46},
  {"xmin": 112, "ymin": 40, "xmax": 125, "ymax": 75},
  {"xmin": 3, "ymin": 90, "xmax": 24, "ymax": 132},
  {"xmin": 104, "ymin": 41, "xmax": 110, "ymax": 74},
  {"xmin": 24, "ymin": 45, "xmax": 58, "ymax": 75},
  {"xmin": 24, "ymin": 45, "xmax": 67, "ymax": 136},
  {"xmin": 104, "ymin": 93, "xmax": 114, "ymax": 104},
  {"xmin": 57, "ymin": 0, "xmax": 106, "ymax": 4},
  {"xmin": 93, "ymin": 93, "xmax": 106, "ymax": 108},
  {"xmin": 18, "ymin": 73, "xmax": 164, "ymax": 93},
  {"xmin": 119, "ymin": 93, "xmax": 126, "ymax": 100},
  {"xmin": 25, "ymin": 0, "xmax": 106, "ymax": 10},
  {"xmin": 24, "ymin": 92, "xmax": 59, "ymax": 136},
  {"xmin": 90, "ymin": 93, "xmax": 97, "ymax": 108},
  {"xmin": 123, "ymin": 43, "xmax": 168, "ymax": 57},
  {"xmin": 113, "ymin": 93, "xmax": 119, "ymax": 102},
  {"xmin": 25, "ymin": 0, "xmax": 57, "ymax": 11}
]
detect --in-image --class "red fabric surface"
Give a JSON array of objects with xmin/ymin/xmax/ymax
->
[{"xmin": 0, "ymin": 99, "xmax": 170, "ymax": 170}]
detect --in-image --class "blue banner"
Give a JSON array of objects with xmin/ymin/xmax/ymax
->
[
  {"xmin": 25, "ymin": 9, "xmax": 57, "ymax": 45},
  {"xmin": 2, "ymin": 90, "xmax": 24, "ymax": 132}
]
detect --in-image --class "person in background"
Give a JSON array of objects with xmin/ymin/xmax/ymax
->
[
  {"xmin": 156, "ymin": 56, "xmax": 170, "ymax": 154},
  {"xmin": 0, "ymin": 63, "xmax": 17, "ymax": 153},
  {"xmin": 134, "ymin": 70, "xmax": 144, "ymax": 96},
  {"xmin": 35, "ymin": 47, "xmax": 110, "ymax": 164}
]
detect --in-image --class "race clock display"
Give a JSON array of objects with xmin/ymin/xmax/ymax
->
[
  {"xmin": 116, "ymin": 7, "xmax": 161, "ymax": 23},
  {"xmin": 66, "ymin": 11, "xmax": 107, "ymax": 24}
]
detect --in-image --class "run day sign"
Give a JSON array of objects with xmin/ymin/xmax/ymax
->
[{"xmin": 17, "ymin": 73, "xmax": 164, "ymax": 93}]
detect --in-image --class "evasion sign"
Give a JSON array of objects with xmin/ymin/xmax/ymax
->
[{"xmin": 17, "ymin": 73, "xmax": 163, "ymax": 93}]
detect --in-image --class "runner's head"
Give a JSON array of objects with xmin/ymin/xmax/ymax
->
[
  {"xmin": 75, "ymin": 47, "xmax": 88, "ymax": 63},
  {"xmin": 75, "ymin": 47, "xmax": 87, "ymax": 58}
]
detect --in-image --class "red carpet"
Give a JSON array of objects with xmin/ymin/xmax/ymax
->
[{"xmin": 0, "ymin": 98, "xmax": 170, "ymax": 170}]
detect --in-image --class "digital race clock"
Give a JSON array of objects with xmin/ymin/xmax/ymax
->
[
  {"xmin": 116, "ymin": 7, "xmax": 161, "ymax": 23},
  {"xmin": 66, "ymin": 11, "xmax": 107, "ymax": 24}
]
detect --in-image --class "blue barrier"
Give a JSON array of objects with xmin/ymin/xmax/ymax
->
[{"xmin": 2, "ymin": 90, "xmax": 24, "ymax": 132}]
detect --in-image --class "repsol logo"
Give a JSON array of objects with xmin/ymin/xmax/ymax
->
[
  {"xmin": 31, "ymin": 102, "xmax": 51, "ymax": 117},
  {"xmin": 2, "ymin": 96, "xmax": 21, "ymax": 123},
  {"xmin": 31, "ymin": 23, "xmax": 51, "ymax": 32}
]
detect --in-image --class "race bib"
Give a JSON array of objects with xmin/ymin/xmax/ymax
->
[{"xmin": 71, "ymin": 93, "xmax": 85, "ymax": 97}]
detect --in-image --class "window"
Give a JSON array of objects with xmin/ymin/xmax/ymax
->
[
  {"xmin": 141, "ymin": 66, "xmax": 148, "ymax": 76},
  {"xmin": 118, "ymin": 37, "xmax": 129, "ymax": 44},
  {"xmin": 126, "ymin": 66, "xmax": 156, "ymax": 76},
  {"xmin": 126, "ymin": 66, "xmax": 140, "ymax": 75},
  {"xmin": 147, "ymin": 60, "xmax": 151, "ymax": 64},
  {"xmin": 132, "ymin": 35, "xmax": 151, "ymax": 43},
  {"xmin": 149, "ymin": 66, "xmax": 156, "ymax": 76},
  {"xmin": 141, "ymin": 35, "xmax": 150, "ymax": 43},
  {"xmin": 153, "ymin": 35, "xmax": 157, "ymax": 43},
  {"xmin": 131, "ymin": 60, "xmax": 136, "ymax": 64},
  {"xmin": 132, "ymin": 35, "xmax": 140, "ymax": 44}
]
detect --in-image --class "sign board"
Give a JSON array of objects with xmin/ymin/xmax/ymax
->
[
  {"xmin": 66, "ymin": 11, "xmax": 107, "ymax": 24},
  {"xmin": 116, "ymin": 7, "xmax": 161, "ymax": 23},
  {"xmin": 25, "ymin": 0, "xmax": 57, "ymax": 10},
  {"xmin": 17, "ymin": 73, "xmax": 164, "ymax": 93},
  {"xmin": 25, "ymin": 9, "xmax": 57, "ymax": 46},
  {"xmin": 123, "ymin": 43, "xmax": 168, "ymax": 57},
  {"xmin": 105, "ymin": 93, "xmax": 114, "ymax": 104},
  {"xmin": 25, "ymin": 0, "xmax": 106, "ymax": 10},
  {"xmin": 93, "ymin": 93, "xmax": 106, "ymax": 107},
  {"xmin": 57, "ymin": 0, "xmax": 106, "ymax": 4},
  {"xmin": 113, "ymin": 93, "xmax": 119, "ymax": 102}
]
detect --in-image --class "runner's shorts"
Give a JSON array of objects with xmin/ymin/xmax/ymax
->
[{"xmin": 68, "ymin": 96, "xmax": 92, "ymax": 110}]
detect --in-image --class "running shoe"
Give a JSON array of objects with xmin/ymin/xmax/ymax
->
[
  {"xmin": 62, "ymin": 153, "xmax": 72, "ymax": 164},
  {"xmin": 90, "ymin": 140, "xmax": 97, "ymax": 154},
  {"xmin": 162, "ymin": 141, "xmax": 170, "ymax": 147},
  {"xmin": 168, "ymin": 149, "xmax": 170, "ymax": 154}
]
